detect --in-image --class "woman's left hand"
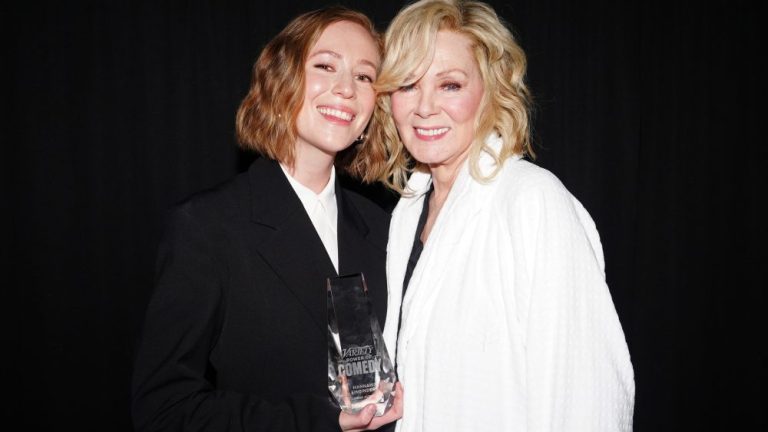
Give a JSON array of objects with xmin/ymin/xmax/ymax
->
[{"xmin": 339, "ymin": 381, "xmax": 404, "ymax": 431}]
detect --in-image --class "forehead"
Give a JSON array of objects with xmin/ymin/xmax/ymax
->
[
  {"xmin": 310, "ymin": 20, "xmax": 380, "ymax": 64},
  {"xmin": 428, "ymin": 30, "xmax": 478, "ymax": 72}
]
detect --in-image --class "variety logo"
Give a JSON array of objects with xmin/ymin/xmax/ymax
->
[{"xmin": 341, "ymin": 345, "xmax": 373, "ymax": 359}]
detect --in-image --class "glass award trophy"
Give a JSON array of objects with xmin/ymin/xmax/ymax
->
[{"xmin": 327, "ymin": 273, "xmax": 395, "ymax": 416}]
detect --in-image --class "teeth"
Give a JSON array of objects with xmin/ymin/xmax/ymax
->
[
  {"xmin": 318, "ymin": 107, "xmax": 353, "ymax": 121},
  {"xmin": 416, "ymin": 127, "xmax": 449, "ymax": 136}
]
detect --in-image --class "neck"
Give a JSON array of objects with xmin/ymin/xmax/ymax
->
[
  {"xmin": 428, "ymin": 155, "xmax": 467, "ymax": 202},
  {"xmin": 283, "ymin": 143, "xmax": 335, "ymax": 194}
]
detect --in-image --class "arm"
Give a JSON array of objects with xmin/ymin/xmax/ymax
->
[
  {"xmin": 131, "ymin": 207, "xmax": 341, "ymax": 432},
  {"xmin": 509, "ymin": 174, "xmax": 635, "ymax": 431}
]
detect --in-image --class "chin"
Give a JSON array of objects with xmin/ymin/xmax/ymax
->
[
  {"xmin": 408, "ymin": 149, "xmax": 440, "ymax": 165},
  {"xmin": 322, "ymin": 140, "xmax": 356, "ymax": 154}
]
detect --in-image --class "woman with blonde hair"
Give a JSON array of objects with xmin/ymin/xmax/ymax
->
[
  {"xmin": 372, "ymin": 1, "xmax": 635, "ymax": 430},
  {"xmin": 132, "ymin": 6, "xmax": 402, "ymax": 431}
]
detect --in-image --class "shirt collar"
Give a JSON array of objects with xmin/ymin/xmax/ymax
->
[{"xmin": 279, "ymin": 163, "xmax": 337, "ymax": 224}]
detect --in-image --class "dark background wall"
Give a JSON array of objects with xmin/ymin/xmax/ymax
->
[{"xmin": 6, "ymin": 0, "xmax": 762, "ymax": 430}]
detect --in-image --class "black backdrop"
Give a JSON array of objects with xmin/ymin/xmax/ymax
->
[{"xmin": 7, "ymin": 0, "xmax": 763, "ymax": 430}]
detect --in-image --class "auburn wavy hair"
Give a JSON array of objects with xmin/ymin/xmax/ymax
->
[
  {"xmin": 369, "ymin": 0, "xmax": 534, "ymax": 192},
  {"xmin": 235, "ymin": 6, "xmax": 382, "ymax": 176}
]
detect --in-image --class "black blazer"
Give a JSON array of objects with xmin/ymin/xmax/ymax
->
[{"xmin": 132, "ymin": 158, "xmax": 390, "ymax": 432}]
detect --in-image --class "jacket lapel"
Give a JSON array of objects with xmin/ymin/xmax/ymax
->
[
  {"xmin": 395, "ymin": 136, "xmax": 511, "ymax": 359},
  {"xmin": 247, "ymin": 158, "xmax": 337, "ymax": 335},
  {"xmin": 382, "ymin": 173, "xmax": 431, "ymax": 354},
  {"xmin": 396, "ymin": 161, "xmax": 493, "ymax": 355},
  {"xmin": 336, "ymin": 181, "xmax": 370, "ymax": 276},
  {"xmin": 336, "ymin": 183, "xmax": 389, "ymax": 324}
]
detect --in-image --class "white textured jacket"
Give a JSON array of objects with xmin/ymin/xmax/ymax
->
[{"xmin": 382, "ymin": 135, "xmax": 635, "ymax": 431}]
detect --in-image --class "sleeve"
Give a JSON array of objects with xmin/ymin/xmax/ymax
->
[
  {"xmin": 131, "ymin": 207, "xmax": 341, "ymax": 432},
  {"xmin": 509, "ymin": 173, "xmax": 635, "ymax": 431}
]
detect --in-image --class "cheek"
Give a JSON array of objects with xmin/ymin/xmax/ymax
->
[
  {"xmin": 303, "ymin": 73, "xmax": 326, "ymax": 99},
  {"xmin": 390, "ymin": 95, "xmax": 410, "ymax": 127},
  {"xmin": 358, "ymin": 89, "xmax": 376, "ymax": 116},
  {"xmin": 444, "ymin": 93, "xmax": 483, "ymax": 123}
]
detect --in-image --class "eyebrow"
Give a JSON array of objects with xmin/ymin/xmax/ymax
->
[
  {"xmin": 309, "ymin": 49, "xmax": 379, "ymax": 69},
  {"xmin": 310, "ymin": 49, "xmax": 341, "ymax": 59},
  {"xmin": 402, "ymin": 67, "xmax": 468, "ymax": 85},
  {"xmin": 436, "ymin": 68, "xmax": 469, "ymax": 78}
]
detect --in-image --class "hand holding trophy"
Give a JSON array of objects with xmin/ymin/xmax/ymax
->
[{"xmin": 327, "ymin": 274, "xmax": 398, "ymax": 417}]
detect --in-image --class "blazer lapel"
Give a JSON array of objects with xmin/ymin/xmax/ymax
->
[
  {"xmin": 336, "ymin": 182, "xmax": 369, "ymax": 276},
  {"xmin": 247, "ymin": 158, "xmax": 337, "ymax": 335},
  {"xmin": 337, "ymin": 183, "xmax": 387, "ymax": 305},
  {"xmin": 398, "ymin": 163, "xmax": 488, "ymax": 351}
]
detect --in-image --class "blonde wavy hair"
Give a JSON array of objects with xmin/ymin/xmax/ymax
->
[
  {"xmin": 369, "ymin": 0, "xmax": 533, "ymax": 191},
  {"xmin": 235, "ymin": 7, "xmax": 383, "ymax": 177}
]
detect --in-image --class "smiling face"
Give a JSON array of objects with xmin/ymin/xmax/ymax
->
[
  {"xmin": 390, "ymin": 30, "xmax": 484, "ymax": 176},
  {"xmin": 294, "ymin": 20, "xmax": 380, "ymax": 162}
]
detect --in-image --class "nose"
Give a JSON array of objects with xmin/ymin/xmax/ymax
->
[
  {"xmin": 415, "ymin": 87, "xmax": 437, "ymax": 118},
  {"xmin": 332, "ymin": 71, "xmax": 355, "ymax": 99}
]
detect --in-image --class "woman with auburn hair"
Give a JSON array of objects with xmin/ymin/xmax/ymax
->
[
  {"xmin": 373, "ymin": 1, "xmax": 635, "ymax": 430},
  {"xmin": 132, "ymin": 6, "xmax": 402, "ymax": 432}
]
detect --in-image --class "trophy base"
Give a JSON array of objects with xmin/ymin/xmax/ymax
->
[{"xmin": 331, "ymin": 378, "xmax": 395, "ymax": 416}]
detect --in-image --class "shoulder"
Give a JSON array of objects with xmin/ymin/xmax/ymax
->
[
  {"xmin": 340, "ymin": 185, "xmax": 392, "ymax": 247},
  {"xmin": 337, "ymin": 174, "xmax": 399, "ymax": 213},
  {"xmin": 175, "ymin": 172, "xmax": 248, "ymax": 219},
  {"xmin": 488, "ymin": 157, "xmax": 596, "ymax": 240},
  {"xmin": 493, "ymin": 158, "xmax": 573, "ymax": 210},
  {"xmin": 164, "ymin": 170, "xmax": 251, "ymax": 238},
  {"xmin": 491, "ymin": 158, "xmax": 605, "ymax": 267},
  {"xmin": 343, "ymin": 187, "xmax": 391, "ymax": 219}
]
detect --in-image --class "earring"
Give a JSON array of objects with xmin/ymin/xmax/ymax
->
[{"xmin": 356, "ymin": 132, "xmax": 367, "ymax": 143}]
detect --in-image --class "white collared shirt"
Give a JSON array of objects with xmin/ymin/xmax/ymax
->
[{"xmin": 279, "ymin": 163, "xmax": 339, "ymax": 273}]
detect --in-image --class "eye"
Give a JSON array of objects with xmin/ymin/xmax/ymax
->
[
  {"xmin": 398, "ymin": 83, "xmax": 416, "ymax": 92},
  {"xmin": 441, "ymin": 82, "xmax": 461, "ymax": 91},
  {"xmin": 356, "ymin": 74, "xmax": 375, "ymax": 83},
  {"xmin": 314, "ymin": 63, "xmax": 335, "ymax": 72}
]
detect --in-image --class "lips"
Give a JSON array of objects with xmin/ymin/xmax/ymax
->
[
  {"xmin": 317, "ymin": 106, "xmax": 355, "ymax": 123},
  {"xmin": 414, "ymin": 127, "xmax": 450, "ymax": 140}
]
